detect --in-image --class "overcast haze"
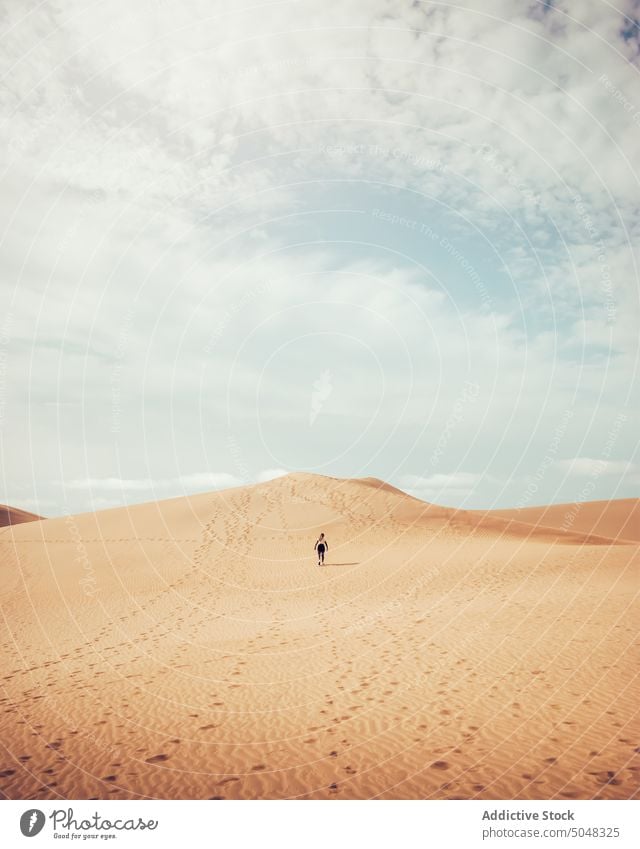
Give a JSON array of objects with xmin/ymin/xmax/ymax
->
[{"xmin": 1, "ymin": 0, "xmax": 639, "ymax": 516}]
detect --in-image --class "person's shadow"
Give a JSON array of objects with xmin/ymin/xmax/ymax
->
[{"xmin": 324, "ymin": 562, "xmax": 359, "ymax": 566}]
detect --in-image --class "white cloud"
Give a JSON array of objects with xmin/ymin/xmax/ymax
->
[
  {"xmin": 402, "ymin": 473, "xmax": 484, "ymax": 490},
  {"xmin": 177, "ymin": 472, "xmax": 243, "ymax": 489},
  {"xmin": 61, "ymin": 473, "xmax": 243, "ymax": 493},
  {"xmin": 64, "ymin": 478, "xmax": 157, "ymax": 491},
  {"xmin": 399, "ymin": 472, "xmax": 500, "ymax": 505},
  {"xmin": 1, "ymin": 0, "xmax": 638, "ymax": 515},
  {"xmin": 255, "ymin": 468, "xmax": 289, "ymax": 483},
  {"xmin": 555, "ymin": 458, "xmax": 636, "ymax": 476},
  {"xmin": 57, "ymin": 470, "xmax": 288, "ymax": 497}
]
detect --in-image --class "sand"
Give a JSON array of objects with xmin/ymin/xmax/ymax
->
[
  {"xmin": 0, "ymin": 505, "xmax": 42, "ymax": 528},
  {"xmin": 486, "ymin": 499, "xmax": 640, "ymax": 545},
  {"xmin": 0, "ymin": 472, "xmax": 637, "ymax": 800}
]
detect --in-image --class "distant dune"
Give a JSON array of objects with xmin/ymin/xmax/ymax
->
[
  {"xmin": 0, "ymin": 473, "xmax": 637, "ymax": 800},
  {"xmin": 0, "ymin": 505, "xmax": 43, "ymax": 528},
  {"xmin": 487, "ymin": 499, "xmax": 640, "ymax": 544}
]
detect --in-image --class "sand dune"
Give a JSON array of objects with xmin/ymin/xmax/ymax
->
[
  {"xmin": 486, "ymin": 499, "xmax": 640, "ymax": 545},
  {"xmin": 0, "ymin": 473, "xmax": 637, "ymax": 800},
  {"xmin": 0, "ymin": 505, "xmax": 43, "ymax": 528}
]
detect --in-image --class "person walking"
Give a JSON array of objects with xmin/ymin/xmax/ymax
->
[{"xmin": 314, "ymin": 532, "xmax": 328, "ymax": 566}]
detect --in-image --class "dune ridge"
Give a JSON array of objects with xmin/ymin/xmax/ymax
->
[
  {"xmin": 0, "ymin": 473, "xmax": 637, "ymax": 800},
  {"xmin": 486, "ymin": 499, "xmax": 640, "ymax": 545},
  {"xmin": 0, "ymin": 505, "xmax": 43, "ymax": 528}
]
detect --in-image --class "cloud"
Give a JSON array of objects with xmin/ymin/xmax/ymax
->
[
  {"xmin": 1, "ymin": 0, "xmax": 638, "ymax": 515},
  {"xmin": 64, "ymin": 478, "xmax": 157, "ymax": 491},
  {"xmin": 255, "ymin": 469, "xmax": 289, "ymax": 483},
  {"xmin": 399, "ymin": 472, "xmax": 500, "ymax": 505},
  {"xmin": 555, "ymin": 458, "xmax": 636, "ymax": 476},
  {"xmin": 177, "ymin": 472, "xmax": 243, "ymax": 489},
  {"xmin": 61, "ymin": 473, "xmax": 243, "ymax": 493},
  {"xmin": 402, "ymin": 472, "xmax": 484, "ymax": 489}
]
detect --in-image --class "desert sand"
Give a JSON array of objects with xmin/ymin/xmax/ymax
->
[
  {"xmin": 0, "ymin": 472, "xmax": 637, "ymax": 800},
  {"xmin": 0, "ymin": 505, "xmax": 42, "ymax": 528}
]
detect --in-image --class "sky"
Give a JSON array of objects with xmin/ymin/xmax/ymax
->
[{"xmin": 0, "ymin": 0, "xmax": 639, "ymax": 516}]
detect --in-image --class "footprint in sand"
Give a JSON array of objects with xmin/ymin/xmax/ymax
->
[
  {"xmin": 145, "ymin": 754, "xmax": 170, "ymax": 764},
  {"xmin": 593, "ymin": 771, "xmax": 622, "ymax": 786},
  {"xmin": 430, "ymin": 761, "xmax": 450, "ymax": 770}
]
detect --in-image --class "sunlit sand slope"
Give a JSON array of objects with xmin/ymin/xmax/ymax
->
[
  {"xmin": 0, "ymin": 505, "xmax": 43, "ymax": 528},
  {"xmin": 0, "ymin": 474, "xmax": 637, "ymax": 800}
]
